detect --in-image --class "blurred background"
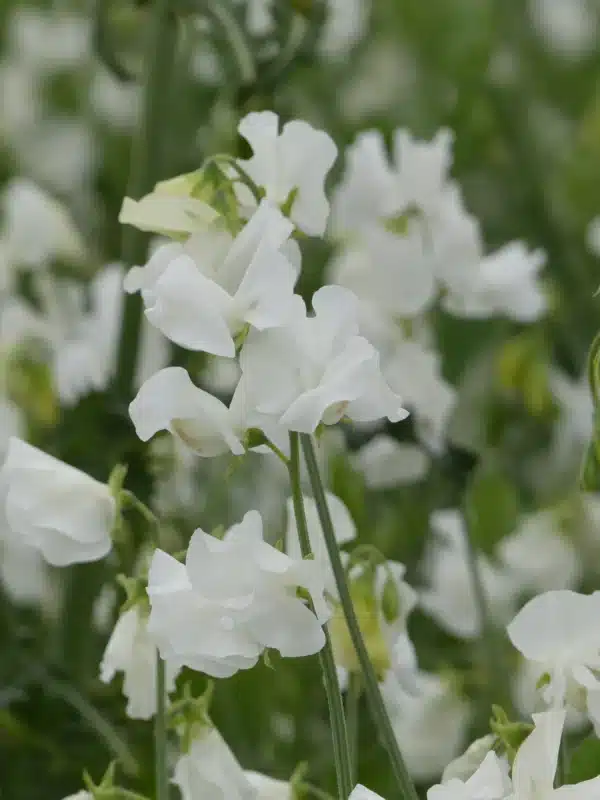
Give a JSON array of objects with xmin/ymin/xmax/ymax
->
[{"xmin": 2, "ymin": 0, "xmax": 600, "ymax": 798}]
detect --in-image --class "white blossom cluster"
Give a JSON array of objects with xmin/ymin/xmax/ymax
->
[{"xmin": 2, "ymin": 106, "xmax": 600, "ymax": 800}]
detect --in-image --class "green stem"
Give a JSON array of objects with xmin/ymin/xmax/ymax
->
[
  {"xmin": 300, "ymin": 434, "xmax": 419, "ymax": 800},
  {"xmin": 462, "ymin": 499, "xmax": 510, "ymax": 717},
  {"xmin": 41, "ymin": 669, "xmax": 139, "ymax": 777},
  {"xmin": 289, "ymin": 433, "xmax": 353, "ymax": 798},
  {"xmin": 155, "ymin": 655, "xmax": 169, "ymax": 800},
  {"xmin": 113, "ymin": 0, "xmax": 177, "ymax": 404},
  {"xmin": 346, "ymin": 673, "xmax": 361, "ymax": 785}
]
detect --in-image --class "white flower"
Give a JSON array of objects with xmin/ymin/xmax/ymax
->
[
  {"xmin": 507, "ymin": 590, "xmax": 600, "ymax": 726},
  {"xmin": 0, "ymin": 518, "xmax": 51, "ymax": 605},
  {"xmin": 318, "ymin": 0, "xmax": 370, "ymax": 59},
  {"xmin": 498, "ymin": 510, "xmax": 581, "ymax": 594},
  {"xmin": 61, "ymin": 792, "xmax": 93, "ymax": 800},
  {"xmin": 428, "ymin": 750, "xmax": 510, "ymax": 800},
  {"xmin": 285, "ymin": 490, "xmax": 356, "ymax": 594},
  {"xmin": 147, "ymin": 510, "xmax": 329, "ymax": 677},
  {"xmin": 420, "ymin": 510, "xmax": 517, "ymax": 639},
  {"xmin": 239, "ymin": 285, "xmax": 408, "ymax": 433},
  {"xmin": 351, "ymin": 434, "xmax": 429, "ymax": 488},
  {"xmin": 232, "ymin": 0, "xmax": 275, "ymax": 35},
  {"xmin": 443, "ymin": 241, "xmax": 547, "ymax": 322},
  {"xmin": 119, "ymin": 175, "xmax": 218, "ymax": 238},
  {"xmin": 129, "ymin": 366, "xmax": 246, "ymax": 457},
  {"xmin": 508, "ymin": 709, "xmax": 600, "ymax": 798},
  {"xmin": 381, "ymin": 670, "xmax": 471, "ymax": 783},
  {"xmin": 0, "ymin": 177, "xmax": 86, "ymax": 273},
  {"xmin": 100, "ymin": 605, "xmax": 178, "ymax": 720},
  {"xmin": 237, "ymin": 111, "xmax": 337, "ymax": 235},
  {"xmin": 384, "ymin": 340, "xmax": 456, "ymax": 452},
  {"xmin": 126, "ymin": 201, "xmax": 298, "ymax": 357},
  {"xmin": 331, "ymin": 128, "xmax": 456, "ymax": 237},
  {"xmin": 441, "ymin": 734, "xmax": 497, "ymax": 783},
  {"xmin": 330, "ymin": 223, "xmax": 437, "ymax": 328},
  {"xmin": 173, "ymin": 727, "xmax": 256, "ymax": 800},
  {"xmin": 0, "ymin": 437, "xmax": 115, "ymax": 566},
  {"xmin": 349, "ymin": 786, "xmax": 385, "ymax": 800}
]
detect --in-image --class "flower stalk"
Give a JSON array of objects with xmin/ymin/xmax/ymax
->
[
  {"xmin": 288, "ymin": 432, "xmax": 353, "ymax": 798},
  {"xmin": 300, "ymin": 434, "xmax": 419, "ymax": 800}
]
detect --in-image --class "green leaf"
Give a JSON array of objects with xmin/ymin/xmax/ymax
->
[{"xmin": 566, "ymin": 736, "xmax": 600, "ymax": 784}]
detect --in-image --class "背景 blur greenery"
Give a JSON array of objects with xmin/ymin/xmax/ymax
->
[{"xmin": 2, "ymin": 0, "xmax": 600, "ymax": 798}]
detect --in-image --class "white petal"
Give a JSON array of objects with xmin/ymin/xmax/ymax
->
[
  {"xmin": 145, "ymin": 255, "xmax": 235, "ymax": 356},
  {"xmin": 512, "ymin": 709, "xmax": 565, "ymax": 797}
]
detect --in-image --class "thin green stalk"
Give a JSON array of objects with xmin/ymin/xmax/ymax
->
[
  {"xmin": 462, "ymin": 500, "xmax": 510, "ymax": 717},
  {"xmin": 300, "ymin": 434, "xmax": 419, "ymax": 800},
  {"xmin": 114, "ymin": 0, "xmax": 177, "ymax": 404},
  {"xmin": 289, "ymin": 433, "xmax": 353, "ymax": 798},
  {"xmin": 346, "ymin": 673, "xmax": 361, "ymax": 785},
  {"xmin": 155, "ymin": 655, "xmax": 169, "ymax": 800}
]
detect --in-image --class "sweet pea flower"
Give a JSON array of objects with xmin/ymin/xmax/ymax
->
[
  {"xmin": 0, "ymin": 437, "xmax": 115, "ymax": 566},
  {"xmin": 508, "ymin": 709, "xmax": 600, "ymax": 799},
  {"xmin": 239, "ymin": 285, "xmax": 408, "ymax": 434},
  {"xmin": 420, "ymin": 510, "xmax": 517, "ymax": 639},
  {"xmin": 173, "ymin": 727, "xmax": 257, "ymax": 800},
  {"xmin": 125, "ymin": 200, "xmax": 298, "ymax": 357},
  {"xmin": 129, "ymin": 367, "xmax": 246, "ymax": 457},
  {"xmin": 119, "ymin": 173, "xmax": 218, "ymax": 238},
  {"xmin": 351, "ymin": 434, "xmax": 429, "ymax": 488},
  {"xmin": 381, "ymin": 669, "xmax": 471, "ymax": 782},
  {"xmin": 443, "ymin": 241, "xmax": 547, "ymax": 323},
  {"xmin": 61, "ymin": 793, "xmax": 92, "ymax": 800},
  {"xmin": 236, "ymin": 111, "xmax": 337, "ymax": 236},
  {"xmin": 100, "ymin": 604, "xmax": 179, "ymax": 720},
  {"xmin": 147, "ymin": 510, "xmax": 329, "ymax": 677},
  {"xmin": 331, "ymin": 127, "xmax": 456, "ymax": 237},
  {"xmin": 427, "ymin": 750, "xmax": 510, "ymax": 800},
  {"xmin": 507, "ymin": 590, "xmax": 600, "ymax": 730}
]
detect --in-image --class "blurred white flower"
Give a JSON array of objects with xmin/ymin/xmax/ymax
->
[
  {"xmin": 0, "ymin": 517, "xmax": 51, "ymax": 606},
  {"xmin": 381, "ymin": 669, "xmax": 471, "ymax": 782},
  {"xmin": 237, "ymin": 111, "xmax": 337, "ymax": 235},
  {"xmin": 331, "ymin": 127, "xmax": 456, "ymax": 237},
  {"xmin": 8, "ymin": 9, "xmax": 90, "ymax": 73},
  {"xmin": 319, "ymin": 0, "xmax": 370, "ymax": 59},
  {"xmin": 240, "ymin": 285, "xmax": 408, "ymax": 433},
  {"xmin": 0, "ymin": 178, "xmax": 86, "ymax": 272},
  {"xmin": 147, "ymin": 510, "xmax": 329, "ymax": 677},
  {"xmin": 384, "ymin": 340, "xmax": 456, "ymax": 452},
  {"xmin": 443, "ymin": 241, "xmax": 547, "ymax": 323},
  {"xmin": 420, "ymin": 510, "xmax": 517, "ymax": 639},
  {"xmin": 127, "ymin": 201, "xmax": 298, "ymax": 357},
  {"xmin": 1, "ymin": 437, "xmax": 115, "ymax": 566},
  {"xmin": 330, "ymin": 222, "xmax": 437, "ymax": 334},
  {"xmin": 90, "ymin": 65, "xmax": 141, "ymax": 130},
  {"xmin": 498, "ymin": 510, "xmax": 581, "ymax": 594},
  {"xmin": 352, "ymin": 434, "xmax": 429, "ymax": 488},
  {"xmin": 529, "ymin": 0, "xmax": 597, "ymax": 60},
  {"xmin": 100, "ymin": 605, "xmax": 178, "ymax": 720}
]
